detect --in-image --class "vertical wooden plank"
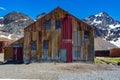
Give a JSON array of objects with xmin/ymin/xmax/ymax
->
[
  {"xmin": 89, "ymin": 30, "xmax": 94, "ymax": 61},
  {"xmin": 80, "ymin": 30, "xmax": 84, "ymax": 60}
]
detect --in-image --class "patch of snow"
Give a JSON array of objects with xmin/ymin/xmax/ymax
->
[
  {"xmin": 110, "ymin": 38, "xmax": 120, "ymax": 47},
  {"xmin": 15, "ymin": 38, "xmax": 19, "ymax": 40},
  {"xmin": 91, "ymin": 19, "xmax": 102, "ymax": 24},
  {"xmin": 0, "ymin": 34, "xmax": 12, "ymax": 40},
  {"xmin": 95, "ymin": 12, "xmax": 103, "ymax": 17},
  {"xmin": 110, "ymin": 32, "xmax": 114, "ymax": 35},
  {"xmin": 107, "ymin": 29, "xmax": 111, "ymax": 37},
  {"xmin": 109, "ymin": 24, "xmax": 120, "ymax": 29},
  {"xmin": 15, "ymin": 19, "xmax": 28, "ymax": 22},
  {"xmin": 15, "ymin": 20, "xmax": 18, "ymax": 22},
  {"xmin": 103, "ymin": 36, "xmax": 107, "ymax": 40},
  {"xmin": 0, "ymin": 24, "xmax": 4, "ymax": 27},
  {"xmin": 101, "ymin": 28, "xmax": 106, "ymax": 30}
]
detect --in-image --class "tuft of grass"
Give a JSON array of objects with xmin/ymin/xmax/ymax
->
[
  {"xmin": 95, "ymin": 57, "xmax": 120, "ymax": 64},
  {"xmin": 94, "ymin": 58, "xmax": 106, "ymax": 64},
  {"xmin": 105, "ymin": 58, "xmax": 120, "ymax": 63}
]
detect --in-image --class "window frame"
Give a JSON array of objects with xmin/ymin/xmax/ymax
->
[
  {"xmin": 55, "ymin": 20, "xmax": 61, "ymax": 29},
  {"xmin": 45, "ymin": 20, "xmax": 51, "ymax": 30}
]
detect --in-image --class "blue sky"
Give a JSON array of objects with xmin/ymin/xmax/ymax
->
[{"xmin": 0, "ymin": 0, "xmax": 120, "ymax": 20}]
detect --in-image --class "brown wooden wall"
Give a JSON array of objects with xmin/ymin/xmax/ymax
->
[{"xmin": 23, "ymin": 7, "xmax": 94, "ymax": 62}]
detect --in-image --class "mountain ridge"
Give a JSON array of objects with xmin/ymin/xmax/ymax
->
[
  {"xmin": 83, "ymin": 11, "xmax": 120, "ymax": 47},
  {"xmin": 0, "ymin": 11, "xmax": 34, "ymax": 40},
  {"xmin": 0, "ymin": 11, "xmax": 119, "ymax": 49}
]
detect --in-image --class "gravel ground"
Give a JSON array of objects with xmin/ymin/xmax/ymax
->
[
  {"xmin": 0, "ymin": 62, "xmax": 120, "ymax": 80},
  {"xmin": 58, "ymin": 69, "xmax": 120, "ymax": 80}
]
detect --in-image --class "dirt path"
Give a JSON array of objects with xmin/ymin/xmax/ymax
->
[{"xmin": 0, "ymin": 62, "xmax": 120, "ymax": 79}]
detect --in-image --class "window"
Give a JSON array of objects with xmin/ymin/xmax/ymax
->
[
  {"xmin": 84, "ymin": 30, "xmax": 89, "ymax": 42},
  {"xmin": 73, "ymin": 31, "xmax": 78, "ymax": 46},
  {"xmin": 45, "ymin": 20, "xmax": 51, "ymax": 29},
  {"xmin": 43, "ymin": 40, "xmax": 49, "ymax": 50},
  {"xmin": 74, "ymin": 50, "xmax": 80, "ymax": 58},
  {"xmin": 31, "ymin": 41, "xmax": 36, "ymax": 50},
  {"xmin": 73, "ymin": 31, "xmax": 81, "ymax": 46},
  {"xmin": 55, "ymin": 20, "xmax": 61, "ymax": 29}
]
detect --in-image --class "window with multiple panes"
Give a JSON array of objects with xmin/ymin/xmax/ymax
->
[
  {"xmin": 55, "ymin": 20, "xmax": 61, "ymax": 29},
  {"xmin": 45, "ymin": 20, "xmax": 51, "ymax": 30},
  {"xmin": 73, "ymin": 31, "xmax": 81, "ymax": 46},
  {"xmin": 84, "ymin": 30, "xmax": 89, "ymax": 42}
]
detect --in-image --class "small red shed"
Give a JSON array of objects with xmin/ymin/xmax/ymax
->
[{"xmin": 110, "ymin": 48, "xmax": 120, "ymax": 57}]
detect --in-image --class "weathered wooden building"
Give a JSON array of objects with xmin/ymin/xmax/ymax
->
[
  {"xmin": 24, "ymin": 7, "xmax": 94, "ymax": 63},
  {"xmin": 4, "ymin": 38, "xmax": 24, "ymax": 62}
]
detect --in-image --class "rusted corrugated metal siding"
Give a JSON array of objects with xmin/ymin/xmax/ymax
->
[{"xmin": 23, "ymin": 7, "xmax": 94, "ymax": 63}]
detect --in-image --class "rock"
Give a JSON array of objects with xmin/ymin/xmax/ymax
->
[{"xmin": 0, "ymin": 11, "xmax": 34, "ymax": 40}]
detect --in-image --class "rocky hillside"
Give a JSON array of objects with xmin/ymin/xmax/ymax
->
[
  {"xmin": 0, "ymin": 12, "xmax": 34, "ymax": 40},
  {"xmin": 83, "ymin": 12, "xmax": 120, "ymax": 47},
  {"xmin": 0, "ymin": 11, "xmax": 119, "ymax": 49}
]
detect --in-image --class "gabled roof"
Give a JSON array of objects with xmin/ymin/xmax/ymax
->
[
  {"xmin": 24, "ymin": 7, "xmax": 93, "ymax": 30},
  {"xmin": 4, "ymin": 37, "xmax": 24, "ymax": 48}
]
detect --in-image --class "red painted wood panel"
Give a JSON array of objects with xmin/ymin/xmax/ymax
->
[
  {"xmin": 61, "ymin": 42, "xmax": 72, "ymax": 62},
  {"xmin": 61, "ymin": 15, "xmax": 72, "ymax": 62},
  {"xmin": 13, "ymin": 47, "xmax": 17, "ymax": 61},
  {"xmin": 61, "ymin": 15, "xmax": 72, "ymax": 39},
  {"xmin": 0, "ymin": 41, "xmax": 11, "ymax": 53}
]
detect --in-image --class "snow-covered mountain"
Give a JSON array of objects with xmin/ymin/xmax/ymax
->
[
  {"xmin": 0, "ymin": 11, "xmax": 119, "ymax": 49},
  {"xmin": 0, "ymin": 12, "xmax": 34, "ymax": 40},
  {"xmin": 83, "ymin": 12, "xmax": 120, "ymax": 47}
]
